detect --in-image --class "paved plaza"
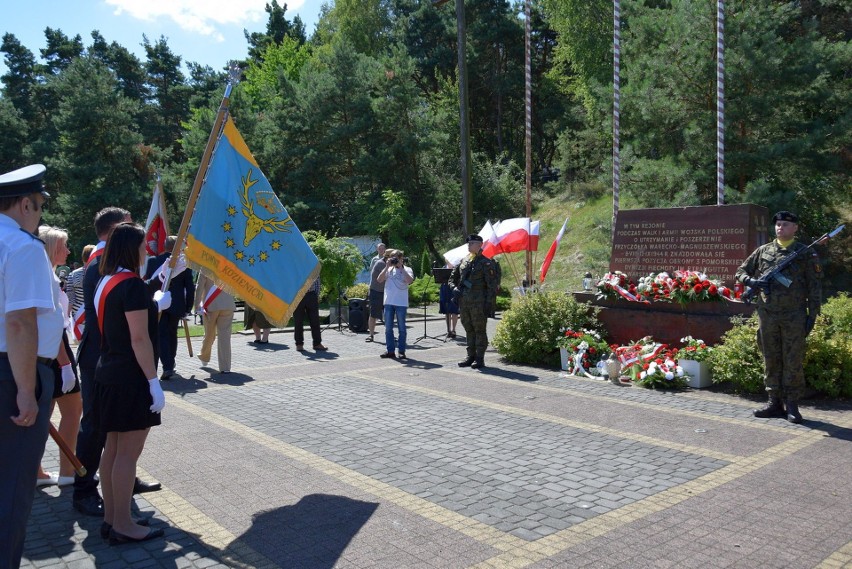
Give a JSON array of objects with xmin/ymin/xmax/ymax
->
[{"xmin": 23, "ymin": 315, "xmax": 852, "ymax": 568}]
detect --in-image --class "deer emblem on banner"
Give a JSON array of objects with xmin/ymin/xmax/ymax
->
[{"xmin": 240, "ymin": 168, "xmax": 293, "ymax": 247}]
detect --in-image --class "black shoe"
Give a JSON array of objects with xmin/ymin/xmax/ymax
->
[
  {"xmin": 108, "ymin": 527, "xmax": 164, "ymax": 546},
  {"xmin": 786, "ymin": 401, "xmax": 803, "ymax": 424},
  {"xmin": 380, "ymin": 352, "xmax": 396, "ymax": 359},
  {"xmin": 160, "ymin": 370, "xmax": 175, "ymax": 380},
  {"xmin": 100, "ymin": 518, "xmax": 150, "ymax": 539},
  {"xmin": 73, "ymin": 494, "xmax": 104, "ymax": 517},
  {"xmin": 398, "ymin": 352, "xmax": 407, "ymax": 360},
  {"xmin": 458, "ymin": 357, "xmax": 475, "ymax": 367},
  {"xmin": 753, "ymin": 397, "xmax": 785, "ymax": 419},
  {"xmin": 470, "ymin": 358, "xmax": 485, "ymax": 369},
  {"xmin": 133, "ymin": 478, "xmax": 162, "ymax": 494}
]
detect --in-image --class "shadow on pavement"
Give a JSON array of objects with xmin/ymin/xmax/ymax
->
[
  {"xmin": 802, "ymin": 420, "xmax": 852, "ymax": 442},
  {"xmin": 235, "ymin": 493, "xmax": 378, "ymax": 568},
  {"xmin": 162, "ymin": 372, "xmax": 255, "ymax": 394},
  {"xmin": 475, "ymin": 365, "xmax": 540, "ymax": 382}
]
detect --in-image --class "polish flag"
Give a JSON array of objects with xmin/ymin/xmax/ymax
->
[
  {"xmin": 529, "ymin": 220, "xmax": 540, "ymax": 251},
  {"xmin": 444, "ymin": 220, "xmax": 500, "ymax": 266},
  {"xmin": 480, "ymin": 220, "xmax": 501, "ymax": 258},
  {"xmin": 493, "ymin": 217, "xmax": 530, "ymax": 254},
  {"xmin": 144, "ymin": 178, "xmax": 170, "ymax": 256},
  {"xmin": 538, "ymin": 217, "xmax": 568, "ymax": 284}
]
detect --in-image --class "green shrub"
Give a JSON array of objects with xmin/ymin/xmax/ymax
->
[
  {"xmin": 709, "ymin": 302, "xmax": 852, "ymax": 398},
  {"xmin": 345, "ymin": 283, "xmax": 370, "ymax": 300},
  {"xmin": 409, "ymin": 276, "xmax": 440, "ymax": 304},
  {"xmin": 802, "ymin": 293, "xmax": 852, "ymax": 398},
  {"xmin": 495, "ymin": 293, "xmax": 513, "ymax": 311},
  {"xmin": 707, "ymin": 315, "xmax": 765, "ymax": 394},
  {"xmin": 492, "ymin": 292, "xmax": 603, "ymax": 366}
]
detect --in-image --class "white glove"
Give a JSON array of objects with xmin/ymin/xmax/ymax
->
[
  {"xmin": 148, "ymin": 378, "xmax": 165, "ymax": 413},
  {"xmin": 60, "ymin": 364, "xmax": 76, "ymax": 393},
  {"xmin": 153, "ymin": 290, "xmax": 172, "ymax": 312},
  {"xmin": 151, "ymin": 253, "xmax": 186, "ymax": 283}
]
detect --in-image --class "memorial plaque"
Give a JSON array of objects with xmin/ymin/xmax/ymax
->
[{"xmin": 610, "ymin": 204, "xmax": 769, "ymax": 287}]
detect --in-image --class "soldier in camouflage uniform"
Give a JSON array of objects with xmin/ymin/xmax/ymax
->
[
  {"xmin": 449, "ymin": 234, "xmax": 498, "ymax": 368},
  {"xmin": 735, "ymin": 211, "xmax": 822, "ymax": 424}
]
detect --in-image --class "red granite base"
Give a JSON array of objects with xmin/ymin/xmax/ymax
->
[{"xmin": 572, "ymin": 292, "xmax": 755, "ymax": 346}]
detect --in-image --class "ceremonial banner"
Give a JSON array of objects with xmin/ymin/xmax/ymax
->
[
  {"xmin": 145, "ymin": 179, "xmax": 170, "ymax": 256},
  {"xmin": 184, "ymin": 117, "xmax": 320, "ymax": 327}
]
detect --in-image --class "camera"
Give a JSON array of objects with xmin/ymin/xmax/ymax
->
[{"xmin": 389, "ymin": 257, "xmax": 399, "ymax": 265}]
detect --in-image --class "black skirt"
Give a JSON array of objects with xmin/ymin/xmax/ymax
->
[{"xmin": 92, "ymin": 377, "xmax": 161, "ymax": 433}]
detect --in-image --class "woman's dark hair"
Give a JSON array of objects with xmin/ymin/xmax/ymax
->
[{"xmin": 100, "ymin": 222, "xmax": 145, "ymax": 276}]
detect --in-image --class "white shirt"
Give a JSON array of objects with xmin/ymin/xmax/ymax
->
[
  {"xmin": 383, "ymin": 266, "xmax": 414, "ymax": 307},
  {"xmin": 0, "ymin": 213, "xmax": 64, "ymax": 358}
]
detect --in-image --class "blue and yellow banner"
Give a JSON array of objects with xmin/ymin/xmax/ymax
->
[{"xmin": 185, "ymin": 117, "xmax": 320, "ymax": 326}]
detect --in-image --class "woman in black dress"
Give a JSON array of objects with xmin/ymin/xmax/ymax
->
[{"xmin": 94, "ymin": 223, "xmax": 165, "ymax": 544}]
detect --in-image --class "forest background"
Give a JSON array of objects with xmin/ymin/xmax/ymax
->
[{"xmin": 1, "ymin": 0, "xmax": 850, "ymax": 295}]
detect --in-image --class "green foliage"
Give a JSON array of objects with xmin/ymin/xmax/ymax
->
[
  {"xmin": 707, "ymin": 315, "xmax": 765, "ymax": 394},
  {"xmin": 804, "ymin": 294, "xmax": 852, "ymax": 398},
  {"xmin": 345, "ymin": 282, "xmax": 370, "ymax": 300},
  {"xmin": 409, "ymin": 276, "xmax": 439, "ymax": 304},
  {"xmin": 709, "ymin": 304, "xmax": 852, "ymax": 398},
  {"xmin": 493, "ymin": 292, "xmax": 603, "ymax": 367},
  {"xmin": 303, "ymin": 230, "xmax": 363, "ymax": 302}
]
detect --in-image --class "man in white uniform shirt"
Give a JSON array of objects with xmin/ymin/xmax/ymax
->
[{"xmin": 0, "ymin": 164, "xmax": 64, "ymax": 569}]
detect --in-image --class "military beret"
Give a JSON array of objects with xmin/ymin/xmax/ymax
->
[
  {"xmin": 772, "ymin": 210, "xmax": 798, "ymax": 224},
  {"xmin": 466, "ymin": 234, "xmax": 484, "ymax": 243},
  {"xmin": 0, "ymin": 164, "xmax": 49, "ymax": 199}
]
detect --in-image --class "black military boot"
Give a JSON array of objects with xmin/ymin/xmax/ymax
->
[
  {"xmin": 753, "ymin": 396, "xmax": 786, "ymax": 419},
  {"xmin": 458, "ymin": 355, "xmax": 475, "ymax": 367},
  {"xmin": 785, "ymin": 400, "xmax": 803, "ymax": 424},
  {"xmin": 470, "ymin": 357, "xmax": 485, "ymax": 369}
]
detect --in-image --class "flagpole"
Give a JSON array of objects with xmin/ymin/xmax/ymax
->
[
  {"xmin": 156, "ymin": 171, "xmax": 170, "ymax": 236},
  {"xmin": 162, "ymin": 64, "xmax": 240, "ymax": 291}
]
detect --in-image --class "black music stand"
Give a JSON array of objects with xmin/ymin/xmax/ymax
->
[
  {"xmin": 323, "ymin": 279, "xmax": 351, "ymax": 334},
  {"xmin": 413, "ymin": 267, "xmax": 452, "ymax": 344}
]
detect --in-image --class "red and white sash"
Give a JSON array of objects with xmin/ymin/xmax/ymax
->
[
  {"xmin": 201, "ymin": 286, "xmax": 223, "ymax": 313},
  {"xmin": 72, "ymin": 242, "xmax": 106, "ymax": 340},
  {"xmin": 94, "ymin": 269, "xmax": 139, "ymax": 334}
]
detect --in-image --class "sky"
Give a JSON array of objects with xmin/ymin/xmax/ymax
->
[{"xmin": 0, "ymin": 0, "xmax": 324, "ymax": 76}]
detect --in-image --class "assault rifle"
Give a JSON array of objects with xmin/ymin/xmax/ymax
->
[{"xmin": 742, "ymin": 224, "xmax": 845, "ymax": 304}]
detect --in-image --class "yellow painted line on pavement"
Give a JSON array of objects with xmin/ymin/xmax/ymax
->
[
  {"xmin": 470, "ymin": 430, "xmax": 826, "ymax": 568},
  {"xmin": 165, "ymin": 396, "xmax": 527, "ymax": 556},
  {"xmin": 352, "ymin": 372, "xmax": 743, "ymax": 463},
  {"xmin": 816, "ymin": 540, "xmax": 852, "ymax": 569},
  {"xmin": 136, "ymin": 466, "xmax": 279, "ymax": 569}
]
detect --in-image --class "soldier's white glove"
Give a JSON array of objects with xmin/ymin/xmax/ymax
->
[
  {"xmin": 153, "ymin": 290, "xmax": 172, "ymax": 312},
  {"xmin": 148, "ymin": 378, "xmax": 165, "ymax": 413},
  {"xmin": 60, "ymin": 364, "xmax": 76, "ymax": 393}
]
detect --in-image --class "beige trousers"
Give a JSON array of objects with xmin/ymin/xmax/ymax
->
[{"xmin": 199, "ymin": 310, "xmax": 234, "ymax": 372}]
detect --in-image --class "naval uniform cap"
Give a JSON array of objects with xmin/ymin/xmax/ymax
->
[
  {"xmin": 772, "ymin": 210, "xmax": 798, "ymax": 224},
  {"xmin": 466, "ymin": 233, "xmax": 484, "ymax": 243},
  {"xmin": 0, "ymin": 164, "xmax": 49, "ymax": 199}
]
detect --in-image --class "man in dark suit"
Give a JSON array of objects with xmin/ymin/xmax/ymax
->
[{"xmin": 145, "ymin": 235, "xmax": 194, "ymax": 380}]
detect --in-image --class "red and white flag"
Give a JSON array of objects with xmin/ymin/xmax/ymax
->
[
  {"xmin": 144, "ymin": 178, "xmax": 170, "ymax": 256},
  {"xmin": 492, "ymin": 217, "xmax": 530, "ymax": 254},
  {"xmin": 479, "ymin": 220, "xmax": 501, "ymax": 258},
  {"xmin": 538, "ymin": 217, "xmax": 568, "ymax": 284},
  {"xmin": 529, "ymin": 220, "xmax": 540, "ymax": 251}
]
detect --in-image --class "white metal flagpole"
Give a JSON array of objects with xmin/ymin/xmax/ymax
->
[
  {"xmin": 717, "ymin": 0, "xmax": 725, "ymax": 205},
  {"xmin": 612, "ymin": 0, "xmax": 621, "ymax": 240}
]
